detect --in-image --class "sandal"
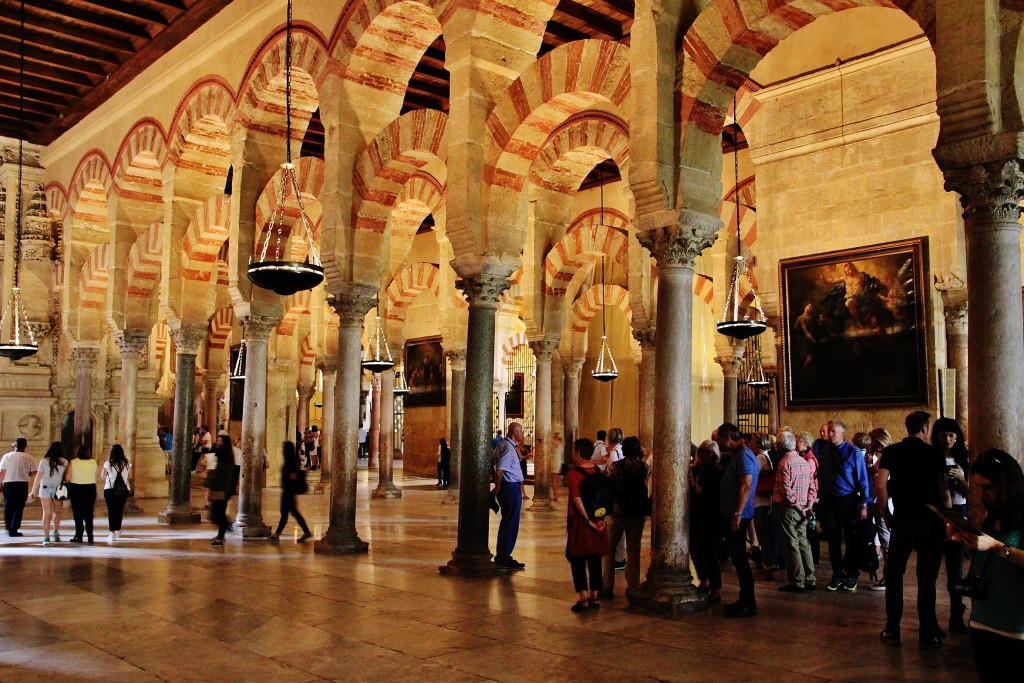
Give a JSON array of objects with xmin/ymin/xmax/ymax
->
[
  {"xmin": 571, "ymin": 601, "xmax": 589, "ymax": 612},
  {"xmin": 588, "ymin": 600, "xmax": 600, "ymax": 609}
]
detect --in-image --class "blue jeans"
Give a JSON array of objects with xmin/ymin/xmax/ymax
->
[{"xmin": 496, "ymin": 483, "xmax": 522, "ymax": 562}]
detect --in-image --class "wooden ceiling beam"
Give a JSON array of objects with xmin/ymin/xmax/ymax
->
[
  {"xmin": 77, "ymin": 0, "xmax": 175, "ymax": 26},
  {"xmin": 0, "ymin": 67, "xmax": 82, "ymax": 98},
  {"xmin": 544, "ymin": 21, "xmax": 591, "ymax": 44},
  {"xmin": 0, "ymin": 54, "xmax": 102, "ymax": 87},
  {"xmin": 551, "ymin": 3, "xmax": 623, "ymax": 39},
  {"xmin": 28, "ymin": 1, "xmax": 153, "ymax": 40},
  {"xmin": 0, "ymin": 29, "xmax": 122, "ymax": 69},
  {"xmin": 0, "ymin": 11, "xmax": 136, "ymax": 56}
]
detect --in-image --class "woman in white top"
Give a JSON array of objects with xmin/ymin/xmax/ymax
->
[
  {"xmin": 101, "ymin": 444, "xmax": 132, "ymax": 543},
  {"xmin": 65, "ymin": 444, "xmax": 98, "ymax": 543},
  {"xmin": 29, "ymin": 442, "xmax": 67, "ymax": 545}
]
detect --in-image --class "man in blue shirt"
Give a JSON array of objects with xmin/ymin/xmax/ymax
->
[
  {"xmin": 717, "ymin": 422, "xmax": 760, "ymax": 617},
  {"xmin": 819, "ymin": 419, "xmax": 870, "ymax": 592},
  {"xmin": 493, "ymin": 422, "xmax": 526, "ymax": 569}
]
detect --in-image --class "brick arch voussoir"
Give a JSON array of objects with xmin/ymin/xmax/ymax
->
[
  {"xmin": 530, "ymin": 113, "xmax": 630, "ymax": 192},
  {"xmin": 238, "ymin": 26, "xmax": 328, "ymax": 133},
  {"xmin": 79, "ymin": 243, "xmax": 111, "ymax": 311},
  {"xmin": 502, "ymin": 330, "xmax": 529, "ymax": 360},
  {"xmin": 208, "ymin": 306, "xmax": 236, "ymax": 351},
  {"xmin": 182, "ymin": 195, "xmax": 231, "ymax": 283},
  {"xmin": 125, "ymin": 222, "xmax": 163, "ymax": 300},
  {"xmin": 69, "ymin": 151, "xmax": 114, "ymax": 212},
  {"xmin": 168, "ymin": 78, "xmax": 238, "ymax": 165},
  {"xmin": 544, "ymin": 224, "xmax": 629, "ymax": 296},
  {"xmin": 45, "ymin": 183, "xmax": 68, "ymax": 223},
  {"xmin": 384, "ymin": 261, "xmax": 440, "ymax": 322},
  {"xmin": 569, "ymin": 283, "xmax": 630, "ymax": 334},
  {"xmin": 278, "ymin": 289, "xmax": 313, "ymax": 336},
  {"xmin": 113, "ymin": 119, "xmax": 168, "ymax": 193}
]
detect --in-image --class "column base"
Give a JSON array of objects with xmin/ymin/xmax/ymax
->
[
  {"xmin": 235, "ymin": 514, "xmax": 271, "ymax": 539},
  {"xmin": 441, "ymin": 488, "xmax": 459, "ymax": 505},
  {"xmin": 439, "ymin": 550, "xmax": 507, "ymax": 577},
  {"xmin": 314, "ymin": 481, "xmax": 329, "ymax": 494},
  {"xmin": 314, "ymin": 532, "xmax": 369, "ymax": 555},
  {"xmin": 371, "ymin": 484, "xmax": 402, "ymax": 499},
  {"xmin": 157, "ymin": 506, "xmax": 201, "ymax": 525},
  {"xmin": 124, "ymin": 495, "xmax": 144, "ymax": 516},
  {"xmin": 527, "ymin": 495, "xmax": 556, "ymax": 512},
  {"xmin": 627, "ymin": 580, "xmax": 709, "ymax": 617}
]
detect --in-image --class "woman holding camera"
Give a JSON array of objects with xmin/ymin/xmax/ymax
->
[
  {"xmin": 948, "ymin": 449, "xmax": 1024, "ymax": 681},
  {"xmin": 931, "ymin": 417, "xmax": 970, "ymax": 632}
]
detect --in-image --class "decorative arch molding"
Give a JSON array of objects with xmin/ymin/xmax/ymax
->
[
  {"xmin": 384, "ymin": 261, "xmax": 441, "ymax": 320},
  {"xmin": 567, "ymin": 207, "xmax": 629, "ymax": 234},
  {"xmin": 125, "ymin": 222, "xmax": 163, "ymax": 299},
  {"xmin": 182, "ymin": 196, "xmax": 231, "ymax": 282},
  {"xmin": 569, "ymin": 283, "xmax": 630, "ymax": 333},
  {"xmin": 167, "ymin": 77, "xmax": 238, "ymax": 167},
  {"xmin": 113, "ymin": 118, "xmax": 168, "ymax": 190},
  {"xmin": 153, "ymin": 321, "xmax": 170, "ymax": 364},
  {"xmin": 677, "ymin": 0, "xmax": 934, "ymax": 214},
  {"xmin": 208, "ymin": 306, "xmax": 237, "ymax": 351},
  {"xmin": 544, "ymin": 223, "xmax": 629, "ymax": 296},
  {"xmin": 299, "ymin": 334, "xmax": 317, "ymax": 369},
  {"xmin": 68, "ymin": 151, "xmax": 113, "ymax": 217},
  {"xmin": 44, "ymin": 183, "xmax": 69, "ymax": 223},
  {"xmin": 501, "ymin": 330, "xmax": 529, "ymax": 360},
  {"xmin": 79, "ymin": 243, "xmax": 110, "ymax": 312},
  {"xmin": 694, "ymin": 273, "xmax": 714, "ymax": 308},
  {"xmin": 278, "ymin": 289, "xmax": 313, "ymax": 336},
  {"xmin": 529, "ymin": 112, "xmax": 630, "ymax": 193}
]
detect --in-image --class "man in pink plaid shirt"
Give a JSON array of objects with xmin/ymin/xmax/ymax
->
[{"xmin": 774, "ymin": 430, "xmax": 819, "ymax": 592}]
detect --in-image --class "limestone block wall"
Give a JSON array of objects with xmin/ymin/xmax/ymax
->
[{"xmin": 748, "ymin": 39, "xmax": 958, "ymax": 436}]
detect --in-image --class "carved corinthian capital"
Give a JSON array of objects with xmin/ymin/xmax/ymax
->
[
  {"xmin": 115, "ymin": 331, "xmax": 149, "ymax": 361},
  {"xmin": 70, "ymin": 346, "xmax": 99, "ymax": 369},
  {"xmin": 943, "ymin": 303, "xmax": 968, "ymax": 337},
  {"xmin": 528, "ymin": 340, "xmax": 559, "ymax": 362},
  {"xmin": 632, "ymin": 327, "xmax": 656, "ymax": 350},
  {"xmin": 637, "ymin": 209, "xmax": 720, "ymax": 267},
  {"xmin": 327, "ymin": 285, "xmax": 377, "ymax": 327},
  {"xmin": 444, "ymin": 348, "xmax": 467, "ymax": 372},
  {"xmin": 456, "ymin": 273, "xmax": 512, "ymax": 309},
  {"xmin": 242, "ymin": 315, "xmax": 278, "ymax": 342},
  {"xmin": 944, "ymin": 160, "xmax": 1024, "ymax": 225},
  {"xmin": 171, "ymin": 324, "xmax": 207, "ymax": 356}
]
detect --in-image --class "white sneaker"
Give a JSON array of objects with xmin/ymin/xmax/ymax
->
[
  {"xmin": 114, "ymin": 530, "xmax": 121, "ymax": 541},
  {"xmin": 107, "ymin": 533, "xmax": 114, "ymax": 544}
]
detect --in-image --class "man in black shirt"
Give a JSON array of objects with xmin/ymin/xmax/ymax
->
[{"xmin": 876, "ymin": 411, "xmax": 951, "ymax": 649}]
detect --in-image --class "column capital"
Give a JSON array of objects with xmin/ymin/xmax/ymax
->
[
  {"xmin": 444, "ymin": 348, "xmax": 467, "ymax": 371},
  {"xmin": 637, "ymin": 209, "xmax": 720, "ymax": 267},
  {"xmin": 327, "ymin": 284, "xmax": 377, "ymax": 327},
  {"xmin": 455, "ymin": 272, "xmax": 512, "ymax": 309},
  {"xmin": 316, "ymin": 354, "xmax": 337, "ymax": 373},
  {"xmin": 528, "ymin": 339, "xmax": 559, "ymax": 362},
  {"xmin": 115, "ymin": 331, "xmax": 149, "ymax": 360},
  {"xmin": 242, "ymin": 315, "xmax": 278, "ymax": 342},
  {"xmin": 715, "ymin": 355, "xmax": 744, "ymax": 379},
  {"xmin": 171, "ymin": 323, "xmax": 206, "ymax": 355},
  {"xmin": 297, "ymin": 382, "xmax": 316, "ymax": 400},
  {"xmin": 70, "ymin": 345, "xmax": 100, "ymax": 369},
  {"xmin": 632, "ymin": 327, "xmax": 656, "ymax": 350},
  {"xmin": 943, "ymin": 301, "xmax": 968, "ymax": 337},
  {"xmin": 564, "ymin": 357, "xmax": 585, "ymax": 378},
  {"xmin": 944, "ymin": 159, "xmax": 1024, "ymax": 226}
]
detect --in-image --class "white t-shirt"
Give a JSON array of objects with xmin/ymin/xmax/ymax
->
[
  {"xmin": 201, "ymin": 432, "xmax": 213, "ymax": 451},
  {"xmin": 102, "ymin": 462, "xmax": 132, "ymax": 491},
  {"xmin": 946, "ymin": 457, "xmax": 967, "ymax": 507},
  {"xmin": 593, "ymin": 441, "xmax": 608, "ymax": 471},
  {"xmin": 233, "ymin": 446, "xmax": 242, "ymax": 466},
  {"xmin": 0, "ymin": 451, "xmax": 36, "ymax": 482}
]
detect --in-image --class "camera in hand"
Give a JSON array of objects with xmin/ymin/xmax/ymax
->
[{"xmin": 953, "ymin": 576, "xmax": 987, "ymax": 600}]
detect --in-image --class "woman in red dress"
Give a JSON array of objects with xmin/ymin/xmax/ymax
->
[{"xmin": 566, "ymin": 438, "xmax": 610, "ymax": 611}]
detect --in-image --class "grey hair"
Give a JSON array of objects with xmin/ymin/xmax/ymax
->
[{"xmin": 779, "ymin": 431, "xmax": 797, "ymax": 452}]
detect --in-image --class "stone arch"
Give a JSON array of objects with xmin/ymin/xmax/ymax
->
[
  {"xmin": 125, "ymin": 222, "xmax": 163, "ymax": 301},
  {"xmin": 237, "ymin": 24, "xmax": 328, "ymax": 138},
  {"xmin": 387, "ymin": 174, "xmax": 445, "ymax": 276},
  {"xmin": 153, "ymin": 321, "xmax": 170, "ymax": 364},
  {"xmin": 68, "ymin": 151, "xmax": 113, "ymax": 228},
  {"xmin": 299, "ymin": 334, "xmax": 317, "ymax": 372},
  {"xmin": 544, "ymin": 223, "xmax": 629, "ymax": 296},
  {"xmin": 569, "ymin": 283, "xmax": 631, "ymax": 334},
  {"xmin": 502, "ymin": 330, "xmax": 529, "ymax": 360},
  {"xmin": 677, "ymin": 0, "xmax": 934, "ymax": 216},
  {"xmin": 694, "ymin": 273, "xmax": 714, "ymax": 308},
  {"xmin": 167, "ymin": 78, "xmax": 237, "ymax": 167},
  {"xmin": 113, "ymin": 119, "xmax": 168, "ymax": 186},
  {"xmin": 530, "ymin": 112, "xmax": 631, "ymax": 193},
  {"xmin": 352, "ymin": 108, "xmax": 447, "ymax": 281},
  {"xmin": 278, "ymin": 289, "xmax": 313, "ymax": 337},
  {"xmin": 384, "ymin": 262, "xmax": 440, "ymax": 322},
  {"xmin": 208, "ymin": 306, "xmax": 237, "ymax": 351},
  {"xmin": 78, "ymin": 243, "xmax": 110, "ymax": 314},
  {"xmin": 253, "ymin": 156, "xmax": 325, "ymax": 261},
  {"xmin": 44, "ymin": 183, "xmax": 68, "ymax": 224},
  {"xmin": 479, "ymin": 40, "xmax": 631, "ymax": 258},
  {"xmin": 183, "ymin": 196, "xmax": 231, "ymax": 283}
]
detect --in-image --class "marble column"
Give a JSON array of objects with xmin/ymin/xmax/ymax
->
[
  {"xmin": 297, "ymin": 382, "xmax": 314, "ymax": 434},
  {"xmin": 372, "ymin": 368, "xmax": 401, "ymax": 499},
  {"xmin": 368, "ymin": 373, "xmax": 381, "ymax": 468},
  {"xmin": 442, "ymin": 348, "xmax": 466, "ymax": 505},
  {"xmin": 630, "ymin": 215, "xmax": 718, "ymax": 616},
  {"xmin": 71, "ymin": 346, "xmax": 99, "ymax": 450},
  {"xmin": 714, "ymin": 353, "xmax": 743, "ymax": 426},
  {"xmin": 440, "ymin": 270, "xmax": 513, "ymax": 576},
  {"xmin": 766, "ymin": 370, "xmax": 780, "ymax": 436},
  {"xmin": 116, "ymin": 331, "xmax": 148, "ymax": 515},
  {"xmin": 236, "ymin": 316, "xmax": 276, "ymax": 538},
  {"xmin": 528, "ymin": 340, "xmax": 558, "ymax": 511},
  {"xmin": 318, "ymin": 356, "xmax": 337, "ymax": 482},
  {"xmin": 945, "ymin": 160, "xmax": 1024, "ymax": 460},
  {"xmin": 203, "ymin": 376, "xmax": 221, "ymax": 432},
  {"xmin": 563, "ymin": 358, "xmax": 584, "ymax": 465},
  {"xmin": 941, "ymin": 294, "xmax": 968, "ymax": 431},
  {"xmin": 633, "ymin": 329, "xmax": 656, "ymax": 451},
  {"xmin": 158, "ymin": 325, "xmax": 205, "ymax": 525},
  {"xmin": 316, "ymin": 286, "xmax": 375, "ymax": 555},
  {"xmin": 551, "ymin": 351, "xmax": 564, "ymax": 441}
]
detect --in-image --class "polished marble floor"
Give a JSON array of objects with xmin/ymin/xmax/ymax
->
[{"xmin": 0, "ymin": 465, "xmax": 979, "ymax": 682}]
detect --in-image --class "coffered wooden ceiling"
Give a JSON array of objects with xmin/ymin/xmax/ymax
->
[{"xmin": 2, "ymin": 0, "xmax": 634, "ymax": 172}]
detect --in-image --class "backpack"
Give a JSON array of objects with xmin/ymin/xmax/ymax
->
[
  {"xmin": 579, "ymin": 468, "xmax": 615, "ymax": 519},
  {"xmin": 755, "ymin": 451, "xmax": 776, "ymax": 498},
  {"xmin": 613, "ymin": 461, "xmax": 651, "ymax": 517},
  {"xmin": 111, "ymin": 466, "xmax": 129, "ymax": 496}
]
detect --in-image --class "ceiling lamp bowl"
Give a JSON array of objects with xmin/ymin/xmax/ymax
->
[
  {"xmin": 361, "ymin": 358, "xmax": 395, "ymax": 374},
  {"xmin": 0, "ymin": 343, "xmax": 38, "ymax": 361},
  {"xmin": 247, "ymin": 260, "xmax": 324, "ymax": 296},
  {"xmin": 716, "ymin": 318, "xmax": 767, "ymax": 340},
  {"xmin": 591, "ymin": 334, "xmax": 618, "ymax": 383}
]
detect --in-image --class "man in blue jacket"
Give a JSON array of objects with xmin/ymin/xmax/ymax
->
[{"xmin": 819, "ymin": 419, "xmax": 871, "ymax": 592}]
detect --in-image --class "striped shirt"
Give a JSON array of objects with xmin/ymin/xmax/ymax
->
[{"xmin": 773, "ymin": 451, "xmax": 815, "ymax": 513}]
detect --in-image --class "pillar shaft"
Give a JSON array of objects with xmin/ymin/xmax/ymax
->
[
  {"xmin": 634, "ymin": 330, "xmax": 656, "ymax": 451},
  {"xmin": 563, "ymin": 359, "xmax": 583, "ymax": 465},
  {"xmin": 441, "ymin": 271, "xmax": 513, "ymax": 576},
  {"xmin": 159, "ymin": 325, "xmax": 205, "ymax": 525},
  {"xmin": 372, "ymin": 368, "xmax": 401, "ymax": 498},
  {"xmin": 318, "ymin": 357, "xmax": 337, "ymax": 482},
  {"xmin": 204, "ymin": 379, "xmax": 221, "ymax": 431},
  {"xmin": 116, "ymin": 332, "xmax": 148, "ymax": 514},
  {"xmin": 297, "ymin": 383, "xmax": 314, "ymax": 433},
  {"xmin": 944, "ymin": 301, "xmax": 969, "ymax": 431},
  {"xmin": 443, "ymin": 348, "xmax": 466, "ymax": 504},
  {"xmin": 316, "ymin": 286, "xmax": 375, "ymax": 555},
  {"xmin": 715, "ymin": 352, "xmax": 743, "ymax": 427},
  {"xmin": 71, "ymin": 347, "xmax": 98, "ymax": 449},
  {"xmin": 368, "ymin": 374, "xmax": 381, "ymax": 468},
  {"xmin": 946, "ymin": 160, "xmax": 1024, "ymax": 462},
  {"xmin": 529, "ymin": 340, "xmax": 557, "ymax": 510},
  {"xmin": 630, "ymin": 213, "xmax": 719, "ymax": 615},
  {"xmin": 236, "ymin": 316, "xmax": 276, "ymax": 538}
]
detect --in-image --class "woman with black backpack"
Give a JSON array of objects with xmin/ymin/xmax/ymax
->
[
  {"xmin": 565, "ymin": 438, "xmax": 609, "ymax": 611},
  {"xmin": 270, "ymin": 441, "xmax": 311, "ymax": 543},
  {"xmin": 600, "ymin": 436, "xmax": 650, "ymax": 598},
  {"xmin": 101, "ymin": 444, "xmax": 131, "ymax": 543}
]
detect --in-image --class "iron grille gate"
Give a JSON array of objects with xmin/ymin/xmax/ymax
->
[
  {"xmin": 737, "ymin": 335, "xmax": 769, "ymax": 434},
  {"xmin": 503, "ymin": 344, "xmax": 535, "ymax": 447}
]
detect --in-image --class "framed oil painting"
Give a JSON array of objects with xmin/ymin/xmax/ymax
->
[
  {"xmin": 780, "ymin": 237, "xmax": 929, "ymax": 407},
  {"xmin": 404, "ymin": 336, "xmax": 446, "ymax": 407}
]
